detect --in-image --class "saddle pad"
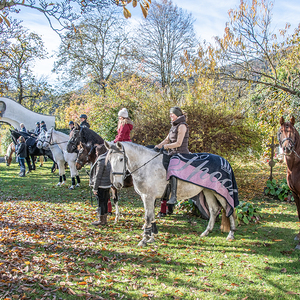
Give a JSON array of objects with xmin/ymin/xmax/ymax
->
[{"xmin": 167, "ymin": 153, "xmax": 239, "ymax": 217}]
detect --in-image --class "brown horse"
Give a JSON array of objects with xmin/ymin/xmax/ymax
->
[
  {"xmin": 278, "ymin": 116, "xmax": 300, "ymax": 249},
  {"xmin": 4, "ymin": 142, "xmax": 15, "ymax": 166}
]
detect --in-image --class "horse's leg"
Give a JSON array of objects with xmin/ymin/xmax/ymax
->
[
  {"xmin": 56, "ymin": 161, "xmax": 65, "ymax": 186},
  {"xmin": 138, "ymin": 195, "xmax": 156, "ymax": 247},
  {"xmin": 110, "ymin": 186, "xmax": 119, "ymax": 224},
  {"xmin": 75, "ymin": 174, "xmax": 80, "ymax": 187},
  {"xmin": 292, "ymin": 192, "xmax": 300, "ymax": 247},
  {"xmin": 200, "ymin": 189, "xmax": 220, "ymax": 237},
  {"xmin": 213, "ymin": 192, "xmax": 236, "ymax": 240},
  {"xmin": 31, "ymin": 155, "xmax": 36, "ymax": 170},
  {"xmin": 68, "ymin": 161, "xmax": 78, "ymax": 190}
]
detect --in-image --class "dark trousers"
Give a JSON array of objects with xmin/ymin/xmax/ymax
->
[{"xmin": 96, "ymin": 188, "xmax": 110, "ymax": 215}]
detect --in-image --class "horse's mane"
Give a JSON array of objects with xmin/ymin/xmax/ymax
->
[{"xmin": 81, "ymin": 127, "xmax": 104, "ymax": 145}]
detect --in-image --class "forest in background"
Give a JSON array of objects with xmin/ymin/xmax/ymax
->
[{"xmin": 1, "ymin": 0, "xmax": 300, "ymax": 159}]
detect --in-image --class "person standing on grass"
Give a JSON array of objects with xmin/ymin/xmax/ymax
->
[
  {"xmin": 89, "ymin": 144, "xmax": 112, "ymax": 226},
  {"xmin": 16, "ymin": 136, "xmax": 27, "ymax": 177},
  {"xmin": 114, "ymin": 108, "xmax": 133, "ymax": 142}
]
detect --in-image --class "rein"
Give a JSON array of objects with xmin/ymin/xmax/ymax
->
[
  {"xmin": 44, "ymin": 130, "xmax": 69, "ymax": 146},
  {"xmin": 111, "ymin": 145, "xmax": 162, "ymax": 180}
]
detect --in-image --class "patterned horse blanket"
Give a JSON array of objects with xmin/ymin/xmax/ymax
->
[{"xmin": 166, "ymin": 153, "xmax": 239, "ymax": 217}]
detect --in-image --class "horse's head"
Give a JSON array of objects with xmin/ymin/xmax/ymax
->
[
  {"xmin": 67, "ymin": 124, "xmax": 81, "ymax": 153},
  {"xmin": 105, "ymin": 141, "xmax": 126, "ymax": 189},
  {"xmin": 76, "ymin": 143, "xmax": 90, "ymax": 170},
  {"xmin": 36, "ymin": 130, "xmax": 46, "ymax": 149},
  {"xmin": 278, "ymin": 116, "xmax": 298, "ymax": 156},
  {"xmin": 43, "ymin": 128, "xmax": 53, "ymax": 150},
  {"xmin": 4, "ymin": 155, "xmax": 12, "ymax": 166}
]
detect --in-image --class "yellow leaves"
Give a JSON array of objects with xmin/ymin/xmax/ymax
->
[
  {"xmin": 140, "ymin": 3, "xmax": 148, "ymax": 18},
  {"xmin": 123, "ymin": 6, "xmax": 132, "ymax": 19},
  {"xmin": 77, "ymin": 281, "xmax": 87, "ymax": 285},
  {"xmin": 0, "ymin": 14, "xmax": 10, "ymax": 27}
]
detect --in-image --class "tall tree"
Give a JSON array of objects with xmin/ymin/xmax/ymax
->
[
  {"xmin": 0, "ymin": 0, "xmax": 151, "ymax": 30},
  {"xmin": 0, "ymin": 20, "xmax": 47, "ymax": 104},
  {"xmin": 134, "ymin": 0, "xmax": 197, "ymax": 88},
  {"xmin": 53, "ymin": 6, "xmax": 129, "ymax": 90}
]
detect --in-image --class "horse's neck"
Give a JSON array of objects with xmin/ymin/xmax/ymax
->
[
  {"xmin": 6, "ymin": 143, "xmax": 14, "ymax": 157},
  {"xmin": 52, "ymin": 130, "xmax": 68, "ymax": 150},
  {"xmin": 124, "ymin": 143, "xmax": 158, "ymax": 171}
]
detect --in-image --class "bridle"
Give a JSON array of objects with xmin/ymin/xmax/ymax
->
[
  {"xmin": 43, "ymin": 130, "xmax": 68, "ymax": 146},
  {"xmin": 68, "ymin": 128, "xmax": 82, "ymax": 152},
  {"xmin": 278, "ymin": 126, "xmax": 300, "ymax": 159},
  {"xmin": 109, "ymin": 144, "xmax": 162, "ymax": 183}
]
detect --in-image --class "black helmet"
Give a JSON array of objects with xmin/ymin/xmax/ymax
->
[
  {"xmin": 41, "ymin": 121, "xmax": 45, "ymax": 124},
  {"xmin": 36, "ymin": 122, "xmax": 40, "ymax": 125},
  {"xmin": 69, "ymin": 121, "xmax": 74, "ymax": 125},
  {"xmin": 80, "ymin": 114, "xmax": 87, "ymax": 119}
]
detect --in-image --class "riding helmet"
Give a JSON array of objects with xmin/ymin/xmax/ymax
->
[
  {"xmin": 69, "ymin": 121, "xmax": 74, "ymax": 125},
  {"xmin": 80, "ymin": 114, "xmax": 87, "ymax": 119}
]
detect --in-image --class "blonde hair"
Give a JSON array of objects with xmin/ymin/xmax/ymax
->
[{"xmin": 117, "ymin": 117, "xmax": 133, "ymax": 130}]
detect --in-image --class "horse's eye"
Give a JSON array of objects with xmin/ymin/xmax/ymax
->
[{"xmin": 120, "ymin": 157, "xmax": 123, "ymax": 162}]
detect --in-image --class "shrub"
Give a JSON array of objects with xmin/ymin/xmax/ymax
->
[
  {"xmin": 265, "ymin": 178, "xmax": 293, "ymax": 201},
  {"xmin": 236, "ymin": 201, "xmax": 261, "ymax": 225}
]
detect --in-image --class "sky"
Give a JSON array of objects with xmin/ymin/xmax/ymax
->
[{"xmin": 10, "ymin": 0, "xmax": 300, "ymax": 86}]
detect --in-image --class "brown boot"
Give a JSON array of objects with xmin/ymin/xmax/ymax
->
[
  {"xmin": 100, "ymin": 214, "xmax": 107, "ymax": 226},
  {"xmin": 91, "ymin": 216, "xmax": 102, "ymax": 226}
]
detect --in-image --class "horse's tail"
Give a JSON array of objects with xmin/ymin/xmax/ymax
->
[{"xmin": 220, "ymin": 209, "xmax": 235, "ymax": 232}]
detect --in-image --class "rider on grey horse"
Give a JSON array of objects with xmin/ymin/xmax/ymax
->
[{"xmin": 155, "ymin": 106, "xmax": 189, "ymax": 207}]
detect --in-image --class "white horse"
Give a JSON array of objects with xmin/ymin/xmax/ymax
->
[
  {"xmin": 105, "ymin": 141, "xmax": 237, "ymax": 247},
  {"xmin": 38, "ymin": 129, "xmax": 80, "ymax": 189}
]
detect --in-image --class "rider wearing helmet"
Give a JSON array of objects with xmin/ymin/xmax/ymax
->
[
  {"xmin": 40, "ymin": 121, "xmax": 47, "ymax": 131},
  {"xmin": 69, "ymin": 121, "xmax": 75, "ymax": 134},
  {"xmin": 34, "ymin": 122, "xmax": 41, "ymax": 136},
  {"xmin": 79, "ymin": 114, "xmax": 90, "ymax": 128}
]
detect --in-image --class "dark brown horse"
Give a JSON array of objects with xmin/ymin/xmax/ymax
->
[{"xmin": 278, "ymin": 116, "xmax": 300, "ymax": 250}]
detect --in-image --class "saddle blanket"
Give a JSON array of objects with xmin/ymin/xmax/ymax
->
[{"xmin": 167, "ymin": 153, "xmax": 239, "ymax": 217}]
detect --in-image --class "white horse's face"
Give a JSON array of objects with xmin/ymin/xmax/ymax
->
[
  {"xmin": 105, "ymin": 141, "xmax": 125, "ymax": 189},
  {"xmin": 37, "ymin": 131, "xmax": 45, "ymax": 149},
  {"xmin": 43, "ymin": 130, "xmax": 52, "ymax": 150}
]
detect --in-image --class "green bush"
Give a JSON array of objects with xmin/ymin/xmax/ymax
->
[
  {"xmin": 236, "ymin": 201, "xmax": 261, "ymax": 225},
  {"xmin": 265, "ymin": 178, "xmax": 293, "ymax": 201}
]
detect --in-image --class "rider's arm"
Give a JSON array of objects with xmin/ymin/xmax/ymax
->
[
  {"xmin": 155, "ymin": 135, "xmax": 170, "ymax": 149},
  {"xmin": 163, "ymin": 124, "xmax": 187, "ymax": 150}
]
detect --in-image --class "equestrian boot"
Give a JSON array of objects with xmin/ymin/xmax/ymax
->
[
  {"xmin": 92, "ymin": 208, "xmax": 102, "ymax": 226},
  {"xmin": 167, "ymin": 176, "xmax": 177, "ymax": 205},
  {"xmin": 100, "ymin": 214, "xmax": 108, "ymax": 226},
  {"xmin": 19, "ymin": 170, "xmax": 26, "ymax": 177}
]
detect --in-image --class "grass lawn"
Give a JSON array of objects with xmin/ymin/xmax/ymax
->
[{"xmin": 0, "ymin": 158, "xmax": 300, "ymax": 300}]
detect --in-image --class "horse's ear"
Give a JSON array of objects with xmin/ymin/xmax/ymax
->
[
  {"xmin": 75, "ymin": 122, "xmax": 80, "ymax": 129},
  {"xmin": 291, "ymin": 116, "xmax": 295, "ymax": 126},
  {"xmin": 280, "ymin": 116, "xmax": 285, "ymax": 125},
  {"xmin": 104, "ymin": 141, "xmax": 111, "ymax": 150},
  {"xmin": 116, "ymin": 142, "xmax": 122, "ymax": 150}
]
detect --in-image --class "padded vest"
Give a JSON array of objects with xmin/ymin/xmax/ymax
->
[{"xmin": 168, "ymin": 115, "xmax": 189, "ymax": 155}]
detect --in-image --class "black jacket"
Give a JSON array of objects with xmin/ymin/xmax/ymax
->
[
  {"xmin": 80, "ymin": 120, "xmax": 90, "ymax": 128},
  {"xmin": 17, "ymin": 142, "xmax": 27, "ymax": 158}
]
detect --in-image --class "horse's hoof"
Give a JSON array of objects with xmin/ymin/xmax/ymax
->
[
  {"xmin": 147, "ymin": 236, "xmax": 155, "ymax": 243},
  {"xmin": 294, "ymin": 236, "xmax": 300, "ymax": 241},
  {"xmin": 200, "ymin": 231, "xmax": 208, "ymax": 237},
  {"xmin": 69, "ymin": 186, "xmax": 74, "ymax": 190},
  {"xmin": 56, "ymin": 182, "xmax": 61, "ymax": 186},
  {"xmin": 76, "ymin": 183, "xmax": 80, "ymax": 187},
  {"xmin": 295, "ymin": 244, "xmax": 300, "ymax": 250},
  {"xmin": 226, "ymin": 235, "xmax": 235, "ymax": 241},
  {"xmin": 26, "ymin": 171, "xmax": 30, "ymax": 174},
  {"xmin": 138, "ymin": 240, "xmax": 147, "ymax": 247},
  {"xmin": 61, "ymin": 181, "xmax": 65, "ymax": 185}
]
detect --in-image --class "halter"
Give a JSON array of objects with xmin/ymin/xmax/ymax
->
[
  {"xmin": 109, "ymin": 144, "xmax": 162, "ymax": 182},
  {"xmin": 43, "ymin": 130, "xmax": 68, "ymax": 146},
  {"xmin": 278, "ymin": 128, "xmax": 300, "ymax": 159}
]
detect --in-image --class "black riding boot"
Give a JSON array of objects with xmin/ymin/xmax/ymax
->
[{"xmin": 167, "ymin": 176, "xmax": 177, "ymax": 205}]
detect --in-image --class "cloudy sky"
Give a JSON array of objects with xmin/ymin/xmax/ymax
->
[{"xmin": 10, "ymin": 0, "xmax": 300, "ymax": 85}]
